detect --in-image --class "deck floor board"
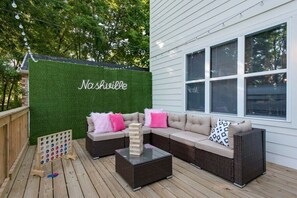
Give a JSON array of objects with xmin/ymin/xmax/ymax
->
[{"xmin": 7, "ymin": 139, "xmax": 297, "ymax": 198}]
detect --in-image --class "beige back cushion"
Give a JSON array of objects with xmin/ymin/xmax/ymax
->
[
  {"xmin": 211, "ymin": 117, "xmax": 218, "ymax": 128},
  {"xmin": 139, "ymin": 113, "xmax": 145, "ymax": 125},
  {"xmin": 168, "ymin": 113, "xmax": 186, "ymax": 130},
  {"xmin": 185, "ymin": 115, "xmax": 211, "ymax": 136},
  {"xmin": 86, "ymin": 116, "xmax": 95, "ymax": 132},
  {"xmin": 228, "ymin": 120, "xmax": 252, "ymax": 149},
  {"xmin": 122, "ymin": 112, "xmax": 139, "ymax": 127}
]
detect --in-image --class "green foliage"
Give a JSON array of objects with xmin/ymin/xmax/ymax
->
[
  {"xmin": 0, "ymin": 59, "xmax": 22, "ymax": 111},
  {"xmin": 245, "ymin": 23, "xmax": 287, "ymax": 74},
  {"xmin": 0, "ymin": 0, "xmax": 149, "ymax": 68},
  {"xmin": 29, "ymin": 60, "xmax": 152, "ymax": 144}
]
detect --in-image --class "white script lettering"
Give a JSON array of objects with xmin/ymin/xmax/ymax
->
[{"xmin": 78, "ymin": 79, "xmax": 128, "ymax": 90}]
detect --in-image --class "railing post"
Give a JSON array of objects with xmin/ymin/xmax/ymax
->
[
  {"xmin": 6, "ymin": 122, "xmax": 10, "ymax": 179},
  {"xmin": 0, "ymin": 106, "xmax": 29, "ymax": 194}
]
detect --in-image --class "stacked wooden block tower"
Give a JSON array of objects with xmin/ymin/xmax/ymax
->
[{"xmin": 129, "ymin": 123, "xmax": 143, "ymax": 155}]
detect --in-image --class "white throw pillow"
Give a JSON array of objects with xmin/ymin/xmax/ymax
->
[
  {"xmin": 208, "ymin": 119, "xmax": 230, "ymax": 146},
  {"xmin": 90, "ymin": 112, "xmax": 113, "ymax": 133}
]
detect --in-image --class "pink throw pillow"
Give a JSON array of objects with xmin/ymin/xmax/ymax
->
[
  {"xmin": 109, "ymin": 113, "xmax": 126, "ymax": 132},
  {"xmin": 90, "ymin": 112, "xmax": 113, "ymax": 133},
  {"xmin": 144, "ymin": 108, "xmax": 163, "ymax": 126},
  {"xmin": 150, "ymin": 112, "xmax": 168, "ymax": 128}
]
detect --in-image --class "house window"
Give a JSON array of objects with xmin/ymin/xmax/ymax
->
[
  {"xmin": 185, "ymin": 23, "xmax": 287, "ymax": 119},
  {"xmin": 245, "ymin": 23, "xmax": 287, "ymax": 118},
  {"xmin": 186, "ymin": 82, "xmax": 205, "ymax": 111},
  {"xmin": 186, "ymin": 50, "xmax": 205, "ymax": 80},
  {"xmin": 210, "ymin": 40, "xmax": 238, "ymax": 114},
  {"xmin": 185, "ymin": 50, "xmax": 205, "ymax": 111},
  {"xmin": 246, "ymin": 73, "xmax": 286, "ymax": 117},
  {"xmin": 211, "ymin": 79, "xmax": 237, "ymax": 114},
  {"xmin": 211, "ymin": 40, "xmax": 237, "ymax": 77},
  {"xmin": 245, "ymin": 24, "xmax": 287, "ymax": 73}
]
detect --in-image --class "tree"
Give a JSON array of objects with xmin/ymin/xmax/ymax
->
[
  {"xmin": 0, "ymin": 0, "xmax": 149, "ymax": 68},
  {"xmin": 0, "ymin": 59, "xmax": 22, "ymax": 111}
]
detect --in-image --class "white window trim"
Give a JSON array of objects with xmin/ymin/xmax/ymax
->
[
  {"xmin": 238, "ymin": 36, "xmax": 245, "ymax": 117},
  {"xmin": 184, "ymin": 20, "xmax": 290, "ymax": 121},
  {"xmin": 184, "ymin": 50, "xmax": 206, "ymax": 112},
  {"xmin": 205, "ymin": 47, "xmax": 210, "ymax": 114}
]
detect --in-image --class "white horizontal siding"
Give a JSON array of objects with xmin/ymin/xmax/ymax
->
[
  {"xmin": 152, "ymin": 70, "xmax": 183, "ymax": 80},
  {"xmin": 151, "ymin": 49, "xmax": 183, "ymax": 113},
  {"xmin": 266, "ymin": 153, "xmax": 297, "ymax": 170},
  {"xmin": 154, "ymin": 76, "xmax": 183, "ymax": 85},
  {"xmin": 151, "ymin": 1, "xmax": 184, "ymax": 25},
  {"xmin": 267, "ymin": 132, "xmax": 297, "ymax": 148},
  {"xmin": 151, "ymin": 0, "xmax": 293, "ymax": 58},
  {"xmin": 153, "ymin": 104, "xmax": 184, "ymax": 113},
  {"xmin": 151, "ymin": 0, "xmax": 246, "ymax": 56},
  {"xmin": 150, "ymin": 63, "xmax": 180, "ymax": 73},
  {"xmin": 267, "ymin": 142, "xmax": 297, "ymax": 160},
  {"xmin": 152, "ymin": 82, "xmax": 181, "ymax": 90},
  {"xmin": 150, "ymin": 60, "xmax": 181, "ymax": 72},
  {"xmin": 150, "ymin": 0, "xmax": 297, "ymax": 169},
  {"xmin": 151, "ymin": 0, "xmax": 202, "ymax": 35},
  {"xmin": 153, "ymin": 88, "xmax": 182, "ymax": 96},
  {"xmin": 152, "ymin": 0, "xmax": 238, "ymax": 44},
  {"xmin": 153, "ymin": 94, "xmax": 182, "ymax": 101}
]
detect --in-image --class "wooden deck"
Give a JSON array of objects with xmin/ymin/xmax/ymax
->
[{"xmin": 5, "ymin": 139, "xmax": 297, "ymax": 198}]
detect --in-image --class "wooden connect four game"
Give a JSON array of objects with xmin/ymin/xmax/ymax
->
[{"xmin": 32, "ymin": 129, "xmax": 77, "ymax": 177}]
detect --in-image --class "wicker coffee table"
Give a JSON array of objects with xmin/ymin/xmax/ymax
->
[{"xmin": 115, "ymin": 144, "xmax": 172, "ymax": 191}]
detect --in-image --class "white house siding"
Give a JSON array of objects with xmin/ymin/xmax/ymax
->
[{"xmin": 150, "ymin": 0, "xmax": 297, "ymax": 169}]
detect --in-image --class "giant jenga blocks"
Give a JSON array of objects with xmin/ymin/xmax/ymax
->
[{"xmin": 129, "ymin": 123, "xmax": 143, "ymax": 155}]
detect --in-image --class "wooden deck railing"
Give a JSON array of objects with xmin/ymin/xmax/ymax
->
[{"xmin": 0, "ymin": 106, "xmax": 29, "ymax": 197}]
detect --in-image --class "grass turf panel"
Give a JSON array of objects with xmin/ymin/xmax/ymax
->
[{"xmin": 29, "ymin": 60, "xmax": 152, "ymax": 144}]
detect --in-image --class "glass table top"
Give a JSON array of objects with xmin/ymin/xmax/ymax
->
[{"xmin": 116, "ymin": 144, "xmax": 172, "ymax": 165}]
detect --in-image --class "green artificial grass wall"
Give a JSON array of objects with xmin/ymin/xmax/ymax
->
[{"xmin": 29, "ymin": 60, "xmax": 152, "ymax": 144}]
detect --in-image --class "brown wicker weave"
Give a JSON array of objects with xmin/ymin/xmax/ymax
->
[
  {"xmin": 234, "ymin": 128, "xmax": 266, "ymax": 187},
  {"xmin": 85, "ymin": 135, "xmax": 125, "ymax": 158},
  {"xmin": 195, "ymin": 149, "xmax": 234, "ymax": 181},
  {"xmin": 85, "ymin": 117, "xmax": 266, "ymax": 187},
  {"xmin": 115, "ymin": 145, "xmax": 172, "ymax": 190},
  {"xmin": 170, "ymin": 139, "xmax": 195, "ymax": 163},
  {"xmin": 195, "ymin": 128, "xmax": 266, "ymax": 187},
  {"xmin": 151, "ymin": 133, "xmax": 170, "ymax": 152}
]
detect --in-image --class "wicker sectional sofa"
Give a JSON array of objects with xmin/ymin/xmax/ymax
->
[{"xmin": 85, "ymin": 112, "xmax": 266, "ymax": 187}]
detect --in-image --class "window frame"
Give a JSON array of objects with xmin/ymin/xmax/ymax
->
[
  {"xmin": 184, "ymin": 50, "xmax": 206, "ymax": 112},
  {"xmin": 184, "ymin": 21, "xmax": 290, "ymax": 121}
]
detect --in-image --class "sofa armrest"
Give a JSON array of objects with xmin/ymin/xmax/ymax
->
[{"xmin": 233, "ymin": 128, "xmax": 266, "ymax": 187}]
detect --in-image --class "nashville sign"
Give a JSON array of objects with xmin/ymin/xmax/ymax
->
[{"xmin": 78, "ymin": 79, "xmax": 128, "ymax": 90}]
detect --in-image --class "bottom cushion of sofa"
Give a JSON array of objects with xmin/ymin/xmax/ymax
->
[
  {"xmin": 151, "ymin": 127, "xmax": 184, "ymax": 138},
  {"xmin": 170, "ymin": 132, "xmax": 208, "ymax": 147},
  {"xmin": 87, "ymin": 131, "xmax": 125, "ymax": 141},
  {"xmin": 195, "ymin": 139, "xmax": 234, "ymax": 159}
]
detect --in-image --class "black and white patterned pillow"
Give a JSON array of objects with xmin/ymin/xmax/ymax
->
[{"xmin": 208, "ymin": 119, "xmax": 230, "ymax": 146}]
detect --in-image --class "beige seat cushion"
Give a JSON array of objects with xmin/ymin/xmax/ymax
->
[
  {"xmin": 86, "ymin": 116, "xmax": 95, "ymax": 132},
  {"xmin": 228, "ymin": 120, "xmax": 252, "ymax": 149},
  {"xmin": 170, "ymin": 132, "xmax": 208, "ymax": 146},
  {"xmin": 168, "ymin": 113, "xmax": 186, "ymax": 130},
  {"xmin": 185, "ymin": 115, "xmax": 211, "ymax": 136},
  {"xmin": 142, "ymin": 126, "xmax": 151, "ymax": 134},
  {"xmin": 87, "ymin": 131, "xmax": 125, "ymax": 141},
  {"xmin": 151, "ymin": 128, "xmax": 184, "ymax": 138},
  {"xmin": 195, "ymin": 139, "xmax": 234, "ymax": 159},
  {"xmin": 122, "ymin": 112, "xmax": 139, "ymax": 127},
  {"xmin": 123, "ymin": 126, "xmax": 151, "ymax": 137}
]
